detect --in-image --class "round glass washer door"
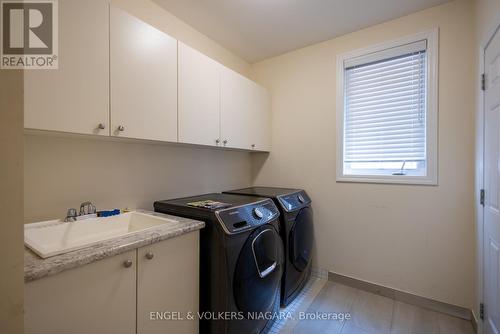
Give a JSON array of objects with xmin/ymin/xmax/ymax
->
[
  {"xmin": 289, "ymin": 206, "xmax": 314, "ymax": 272},
  {"xmin": 233, "ymin": 225, "xmax": 283, "ymax": 314}
]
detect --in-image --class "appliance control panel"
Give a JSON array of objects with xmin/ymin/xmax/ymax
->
[
  {"xmin": 277, "ymin": 190, "xmax": 311, "ymax": 212},
  {"xmin": 216, "ymin": 199, "xmax": 279, "ymax": 234}
]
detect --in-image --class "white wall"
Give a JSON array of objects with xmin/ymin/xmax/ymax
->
[
  {"xmin": 251, "ymin": 0, "xmax": 475, "ymax": 308},
  {"xmin": 475, "ymin": 0, "xmax": 500, "ymax": 45},
  {"xmin": 25, "ymin": 135, "xmax": 253, "ymax": 222}
]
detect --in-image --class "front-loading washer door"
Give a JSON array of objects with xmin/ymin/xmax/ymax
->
[
  {"xmin": 289, "ymin": 206, "xmax": 314, "ymax": 272},
  {"xmin": 233, "ymin": 225, "xmax": 283, "ymax": 314}
]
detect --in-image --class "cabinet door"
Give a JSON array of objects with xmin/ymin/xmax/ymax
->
[
  {"xmin": 24, "ymin": 250, "xmax": 136, "ymax": 334},
  {"xmin": 110, "ymin": 5, "xmax": 177, "ymax": 142},
  {"xmin": 221, "ymin": 68, "xmax": 271, "ymax": 151},
  {"xmin": 178, "ymin": 42, "xmax": 221, "ymax": 146},
  {"xmin": 24, "ymin": 0, "xmax": 109, "ymax": 136},
  {"xmin": 220, "ymin": 67, "xmax": 254, "ymax": 149},
  {"xmin": 137, "ymin": 232, "xmax": 199, "ymax": 334},
  {"xmin": 249, "ymin": 84, "xmax": 271, "ymax": 151}
]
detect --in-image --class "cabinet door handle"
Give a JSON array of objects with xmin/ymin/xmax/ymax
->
[
  {"xmin": 251, "ymin": 144, "xmax": 255, "ymax": 149},
  {"xmin": 97, "ymin": 123, "xmax": 106, "ymax": 130},
  {"xmin": 123, "ymin": 259, "xmax": 133, "ymax": 268},
  {"xmin": 145, "ymin": 252, "xmax": 154, "ymax": 260},
  {"xmin": 117, "ymin": 125, "xmax": 125, "ymax": 132},
  {"xmin": 223, "ymin": 139, "xmax": 228, "ymax": 145},
  {"xmin": 215, "ymin": 139, "xmax": 220, "ymax": 145}
]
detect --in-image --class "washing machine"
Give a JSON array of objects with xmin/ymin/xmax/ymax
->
[
  {"xmin": 154, "ymin": 193, "xmax": 284, "ymax": 334},
  {"xmin": 224, "ymin": 187, "xmax": 314, "ymax": 307}
]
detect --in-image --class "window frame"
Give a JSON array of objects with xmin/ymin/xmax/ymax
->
[{"xmin": 336, "ymin": 29, "xmax": 439, "ymax": 185}]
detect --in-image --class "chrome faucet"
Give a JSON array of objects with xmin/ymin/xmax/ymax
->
[
  {"xmin": 64, "ymin": 208, "xmax": 78, "ymax": 222},
  {"xmin": 64, "ymin": 202, "xmax": 97, "ymax": 222},
  {"xmin": 79, "ymin": 201, "xmax": 97, "ymax": 216}
]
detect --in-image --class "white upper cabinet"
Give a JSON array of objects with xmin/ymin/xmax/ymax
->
[
  {"xmin": 249, "ymin": 83, "xmax": 271, "ymax": 151},
  {"xmin": 221, "ymin": 67, "xmax": 270, "ymax": 151},
  {"xmin": 179, "ymin": 46, "xmax": 271, "ymax": 151},
  {"xmin": 110, "ymin": 5, "xmax": 177, "ymax": 142},
  {"xmin": 220, "ymin": 68, "xmax": 252, "ymax": 150},
  {"xmin": 24, "ymin": 0, "xmax": 109, "ymax": 136},
  {"xmin": 178, "ymin": 42, "xmax": 221, "ymax": 147},
  {"xmin": 24, "ymin": 2, "xmax": 270, "ymax": 152}
]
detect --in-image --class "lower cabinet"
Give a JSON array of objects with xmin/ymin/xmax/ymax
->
[
  {"xmin": 24, "ymin": 231, "xmax": 199, "ymax": 334},
  {"xmin": 137, "ymin": 232, "xmax": 199, "ymax": 334},
  {"xmin": 24, "ymin": 250, "xmax": 137, "ymax": 334}
]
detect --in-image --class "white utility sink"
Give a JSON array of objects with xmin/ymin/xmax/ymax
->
[{"xmin": 25, "ymin": 211, "xmax": 176, "ymax": 258}]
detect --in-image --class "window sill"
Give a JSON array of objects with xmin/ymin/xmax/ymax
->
[{"xmin": 336, "ymin": 174, "xmax": 438, "ymax": 186}]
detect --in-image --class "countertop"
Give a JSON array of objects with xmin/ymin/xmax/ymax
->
[{"xmin": 24, "ymin": 210, "xmax": 204, "ymax": 282}]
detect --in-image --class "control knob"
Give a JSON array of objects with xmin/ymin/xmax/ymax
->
[{"xmin": 253, "ymin": 208, "xmax": 264, "ymax": 219}]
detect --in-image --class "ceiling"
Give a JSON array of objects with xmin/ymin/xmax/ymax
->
[{"xmin": 153, "ymin": 0, "xmax": 449, "ymax": 63}]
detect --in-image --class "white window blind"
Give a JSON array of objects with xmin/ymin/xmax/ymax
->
[{"xmin": 343, "ymin": 40, "xmax": 427, "ymax": 176}]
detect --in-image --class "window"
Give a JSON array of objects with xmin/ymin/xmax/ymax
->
[{"xmin": 336, "ymin": 30, "xmax": 438, "ymax": 185}]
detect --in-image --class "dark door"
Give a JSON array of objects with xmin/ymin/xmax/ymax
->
[
  {"xmin": 289, "ymin": 206, "xmax": 314, "ymax": 272},
  {"xmin": 233, "ymin": 225, "xmax": 283, "ymax": 314}
]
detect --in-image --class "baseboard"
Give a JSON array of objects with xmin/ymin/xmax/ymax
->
[
  {"xmin": 471, "ymin": 310, "xmax": 478, "ymax": 334},
  {"xmin": 311, "ymin": 266, "xmax": 328, "ymax": 280},
  {"xmin": 328, "ymin": 271, "xmax": 473, "ymax": 321}
]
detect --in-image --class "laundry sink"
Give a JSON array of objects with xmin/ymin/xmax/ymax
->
[{"xmin": 25, "ymin": 211, "xmax": 176, "ymax": 258}]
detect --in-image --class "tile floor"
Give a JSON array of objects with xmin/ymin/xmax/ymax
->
[{"xmin": 271, "ymin": 278, "xmax": 474, "ymax": 334}]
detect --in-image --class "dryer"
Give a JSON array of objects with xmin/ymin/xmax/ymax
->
[
  {"xmin": 224, "ymin": 187, "xmax": 314, "ymax": 307},
  {"xmin": 154, "ymin": 193, "xmax": 284, "ymax": 334}
]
